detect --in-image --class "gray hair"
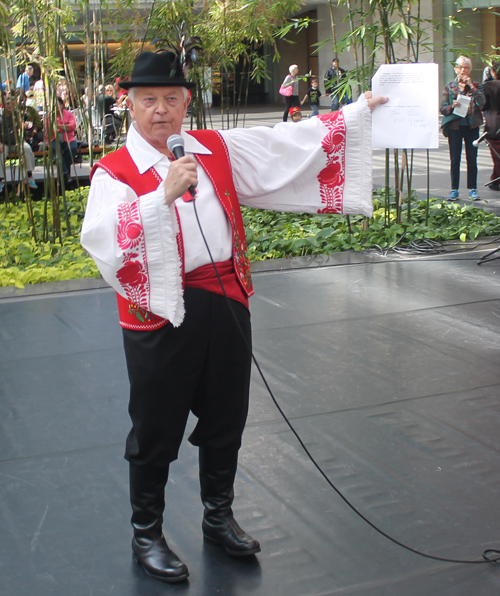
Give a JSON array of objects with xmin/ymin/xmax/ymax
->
[
  {"xmin": 456, "ymin": 55, "xmax": 472, "ymax": 69},
  {"xmin": 127, "ymin": 86, "xmax": 188, "ymax": 103},
  {"xmin": 289, "ymin": 64, "xmax": 298, "ymax": 74}
]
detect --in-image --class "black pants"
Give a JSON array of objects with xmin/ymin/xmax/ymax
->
[
  {"xmin": 283, "ymin": 95, "xmax": 300, "ymax": 122},
  {"xmin": 122, "ymin": 287, "xmax": 252, "ymax": 467},
  {"xmin": 447, "ymin": 126, "xmax": 480, "ymax": 190}
]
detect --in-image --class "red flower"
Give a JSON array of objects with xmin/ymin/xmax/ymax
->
[
  {"xmin": 118, "ymin": 220, "xmax": 143, "ymax": 249},
  {"xmin": 116, "ymin": 260, "xmax": 147, "ymax": 287},
  {"xmin": 317, "ymin": 161, "xmax": 343, "ymax": 187},
  {"xmin": 322, "ymin": 130, "xmax": 345, "ymax": 154}
]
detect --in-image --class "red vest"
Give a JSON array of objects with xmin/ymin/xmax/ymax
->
[{"xmin": 91, "ymin": 130, "xmax": 253, "ymax": 330}]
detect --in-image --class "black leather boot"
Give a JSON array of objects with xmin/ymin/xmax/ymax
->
[
  {"xmin": 199, "ymin": 447, "xmax": 261, "ymax": 556},
  {"xmin": 130, "ymin": 463, "xmax": 189, "ymax": 583}
]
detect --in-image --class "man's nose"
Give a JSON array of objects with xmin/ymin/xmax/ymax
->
[{"xmin": 155, "ymin": 100, "xmax": 169, "ymax": 113}]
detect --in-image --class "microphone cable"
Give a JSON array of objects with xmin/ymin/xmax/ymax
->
[{"xmin": 190, "ymin": 198, "xmax": 500, "ymax": 567}]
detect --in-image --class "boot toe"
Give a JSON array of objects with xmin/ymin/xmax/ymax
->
[
  {"xmin": 203, "ymin": 517, "xmax": 261, "ymax": 556},
  {"xmin": 132, "ymin": 536, "xmax": 189, "ymax": 582}
]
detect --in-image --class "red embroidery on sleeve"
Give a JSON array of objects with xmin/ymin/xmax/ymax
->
[
  {"xmin": 116, "ymin": 201, "xmax": 151, "ymax": 310},
  {"xmin": 317, "ymin": 112, "xmax": 346, "ymax": 214}
]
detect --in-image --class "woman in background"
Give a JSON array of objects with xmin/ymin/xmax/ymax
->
[{"xmin": 440, "ymin": 55, "xmax": 485, "ymax": 201}]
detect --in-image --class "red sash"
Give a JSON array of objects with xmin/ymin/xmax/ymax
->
[{"xmin": 91, "ymin": 131, "xmax": 252, "ymax": 330}]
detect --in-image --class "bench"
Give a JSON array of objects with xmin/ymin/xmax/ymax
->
[{"xmin": 6, "ymin": 145, "xmax": 105, "ymax": 160}]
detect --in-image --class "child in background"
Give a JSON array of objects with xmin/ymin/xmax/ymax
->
[
  {"xmin": 289, "ymin": 106, "xmax": 303, "ymax": 122},
  {"xmin": 301, "ymin": 78, "xmax": 325, "ymax": 117}
]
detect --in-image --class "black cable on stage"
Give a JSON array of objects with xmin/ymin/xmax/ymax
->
[{"xmin": 191, "ymin": 199, "xmax": 500, "ymax": 567}]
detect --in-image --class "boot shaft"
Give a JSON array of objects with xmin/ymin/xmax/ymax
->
[{"xmin": 130, "ymin": 463, "xmax": 169, "ymax": 536}]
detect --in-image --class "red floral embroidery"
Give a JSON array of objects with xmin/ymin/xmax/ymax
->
[
  {"xmin": 116, "ymin": 260, "xmax": 147, "ymax": 286},
  {"xmin": 117, "ymin": 203, "xmax": 144, "ymax": 250},
  {"xmin": 317, "ymin": 112, "xmax": 346, "ymax": 214},
  {"xmin": 116, "ymin": 201, "xmax": 150, "ymax": 310}
]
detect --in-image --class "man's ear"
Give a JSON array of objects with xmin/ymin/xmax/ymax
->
[
  {"xmin": 126, "ymin": 96, "xmax": 134, "ymax": 119},
  {"xmin": 183, "ymin": 94, "xmax": 191, "ymax": 117}
]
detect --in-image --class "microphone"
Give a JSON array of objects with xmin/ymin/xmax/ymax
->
[
  {"xmin": 166, "ymin": 134, "xmax": 196, "ymax": 200},
  {"xmin": 473, "ymin": 131, "xmax": 488, "ymax": 147}
]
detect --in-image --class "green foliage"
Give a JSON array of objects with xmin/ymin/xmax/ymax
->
[
  {"xmin": 242, "ymin": 193, "xmax": 500, "ymax": 261},
  {"xmin": 0, "ymin": 187, "xmax": 100, "ymax": 288},
  {"xmin": 2, "ymin": 188, "xmax": 500, "ymax": 288}
]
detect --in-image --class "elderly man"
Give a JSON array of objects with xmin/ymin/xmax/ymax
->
[
  {"xmin": 0, "ymin": 94, "xmax": 38, "ymax": 193},
  {"xmin": 81, "ymin": 50, "xmax": 386, "ymax": 584},
  {"xmin": 16, "ymin": 65, "xmax": 33, "ymax": 95}
]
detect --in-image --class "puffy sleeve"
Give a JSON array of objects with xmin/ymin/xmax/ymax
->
[
  {"xmin": 80, "ymin": 168, "xmax": 185, "ymax": 326},
  {"xmin": 219, "ymin": 94, "xmax": 373, "ymax": 216}
]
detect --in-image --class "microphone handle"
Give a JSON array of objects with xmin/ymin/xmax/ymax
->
[{"xmin": 170, "ymin": 146, "xmax": 196, "ymax": 200}]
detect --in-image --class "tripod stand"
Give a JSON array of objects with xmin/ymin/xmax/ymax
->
[{"xmin": 477, "ymin": 134, "xmax": 500, "ymax": 265}]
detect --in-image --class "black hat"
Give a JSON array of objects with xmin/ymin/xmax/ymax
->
[{"xmin": 119, "ymin": 51, "xmax": 196, "ymax": 90}]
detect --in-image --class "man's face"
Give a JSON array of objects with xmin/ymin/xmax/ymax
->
[
  {"xmin": 127, "ymin": 86, "xmax": 190, "ymax": 152},
  {"xmin": 333, "ymin": 60, "xmax": 338, "ymax": 69},
  {"xmin": 3, "ymin": 99, "xmax": 12, "ymax": 116}
]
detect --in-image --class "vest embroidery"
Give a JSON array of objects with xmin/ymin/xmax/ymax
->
[{"xmin": 317, "ymin": 111, "xmax": 346, "ymax": 214}]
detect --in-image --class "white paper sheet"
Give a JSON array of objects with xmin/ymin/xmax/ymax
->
[
  {"xmin": 371, "ymin": 63, "xmax": 439, "ymax": 149},
  {"xmin": 453, "ymin": 94, "xmax": 470, "ymax": 118}
]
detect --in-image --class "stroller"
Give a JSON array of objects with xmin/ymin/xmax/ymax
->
[{"xmin": 102, "ymin": 113, "xmax": 122, "ymax": 144}]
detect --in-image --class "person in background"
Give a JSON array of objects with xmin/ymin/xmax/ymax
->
[
  {"xmin": 324, "ymin": 58, "xmax": 348, "ymax": 112},
  {"xmin": 440, "ymin": 55, "xmax": 485, "ymax": 201},
  {"xmin": 56, "ymin": 77, "xmax": 69, "ymax": 107},
  {"xmin": 16, "ymin": 65, "xmax": 33, "ymax": 95},
  {"xmin": 288, "ymin": 106, "xmax": 302, "ymax": 122},
  {"xmin": 22, "ymin": 97, "xmax": 44, "ymax": 151},
  {"xmin": 482, "ymin": 68, "xmax": 500, "ymax": 191},
  {"xmin": 300, "ymin": 78, "xmax": 326, "ymax": 117},
  {"xmin": 52, "ymin": 96, "xmax": 77, "ymax": 184},
  {"xmin": 483, "ymin": 60, "xmax": 499, "ymax": 84},
  {"xmin": 33, "ymin": 78, "xmax": 45, "ymax": 111},
  {"xmin": 96, "ymin": 84, "xmax": 116, "ymax": 120},
  {"xmin": 281, "ymin": 64, "xmax": 300, "ymax": 122},
  {"xmin": 0, "ymin": 93, "xmax": 38, "ymax": 192}
]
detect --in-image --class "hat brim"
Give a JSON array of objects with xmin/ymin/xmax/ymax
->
[{"xmin": 119, "ymin": 77, "xmax": 196, "ymax": 90}]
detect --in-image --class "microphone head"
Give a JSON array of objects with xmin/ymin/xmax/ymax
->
[{"xmin": 167, "ymin": 134, "xmax": 184, "ymax": 153}]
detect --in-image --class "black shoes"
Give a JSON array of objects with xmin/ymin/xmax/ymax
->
[
  {"xmin": 489, "ymin": 183, "xmax": 500, "ymax": 191},
  {"xmin": 129, "ymin": 463, "xmax": 189, "ymax": 583},
  {"xmin": 203, "ymin": 515, "xmax": 261, "ymax": 556},
  {"xmin": 132, "ymin": 534, "xmax": 189, "ymax": 583},
  {"xmin": 199, "ymin": 447, "xmax": 260, "ymax": 557},
  {"xmin": 129, "ymin": 451, "xmax": 261, "ymax": 584}
]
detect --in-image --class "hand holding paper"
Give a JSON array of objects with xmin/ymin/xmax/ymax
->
[{"xmin": 452, "ymin": 95, "xmax": 470, "ymax": 118}]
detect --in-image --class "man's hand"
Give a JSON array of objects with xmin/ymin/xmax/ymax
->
[
  {"xmin": 164, "ymin": 156, "xmax": 198, "ymax": 206},
  {"xmin": 365, "ymin": 91, "xmax": 389, "ymax": 112}
]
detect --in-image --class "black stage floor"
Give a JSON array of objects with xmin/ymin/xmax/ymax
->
[{"xmin": 2, "ymin": 242, "xmax": 500, "ymax": 596}]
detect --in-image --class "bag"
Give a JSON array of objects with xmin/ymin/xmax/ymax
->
[
  {"xmin": 441, "ymin": 113, "xmax": 459, "ymax": 138},
  {"xmin": 279, "ymin": 81, "xmax": 293, "ymax": 97}
]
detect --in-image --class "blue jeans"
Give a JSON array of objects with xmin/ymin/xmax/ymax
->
[
  {"xmin": 447, "ymin": 126, "xmax": 479, "ymax": 190},
  {"xmin": 310, "ymin": 104, "xmax": 319, "ymax": 117},
  {"xmin": 52, "ymin": 139, "xmax": 78, "ymax": 175}
]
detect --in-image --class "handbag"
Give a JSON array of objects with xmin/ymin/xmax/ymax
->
[
  {"xmin": 441, "ymin": 113, "xmax": 459, "ymax": 138},
  {"xmin": 279, "ymin": 80, "xmax": 293, "ymax": 97}
]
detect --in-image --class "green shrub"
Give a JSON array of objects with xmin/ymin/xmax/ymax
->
[{"xmin": 2, "ymin": 186, "xmax": 500, "ymax": 287}]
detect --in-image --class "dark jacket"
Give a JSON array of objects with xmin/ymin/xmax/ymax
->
[
  {"xmin": 483, "ymin": 80, "xmax": 500, "ymax": 140},
  {"xmin": 324, "ymin": 66, "xmax": 346, "ymax": 95},
  {"xmin": 440, "ymin": 78, "xmax": 485, "ymax": 130}
]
